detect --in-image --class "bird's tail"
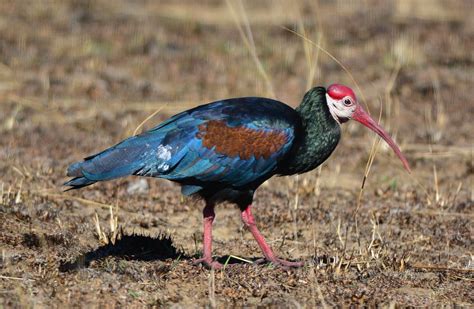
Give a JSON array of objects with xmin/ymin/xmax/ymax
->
[
  {"xmin": 64, "ymin": 135, "xmax": 157, "ymax": 190},
  {"xmin": 64, "ymin": 161, "xmax": 97, "ymax": 190}
]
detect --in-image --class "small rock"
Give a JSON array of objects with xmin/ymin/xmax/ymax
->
[{"xmin": 127, "ymin": 179, "xmax": 149, "ymax": 195}]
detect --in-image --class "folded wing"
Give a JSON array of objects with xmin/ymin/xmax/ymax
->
[{"xmin": 65, "ymin": 97, "xmax": 299, "ymax": 194}]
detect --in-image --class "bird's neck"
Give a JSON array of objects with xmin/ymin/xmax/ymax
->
[{"xmin": 279, "ymin": 87, "xmax": 341, "ymax": 175}]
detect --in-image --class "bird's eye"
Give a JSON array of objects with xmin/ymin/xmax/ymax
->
[{"xmin": 343, "ymin": 99, "xmax": 352, "ymax": 106}]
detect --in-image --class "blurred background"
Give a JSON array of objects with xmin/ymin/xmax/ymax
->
[{"xmin": 0, "ymin": 0, "xmax": 472, "ymax": 307}]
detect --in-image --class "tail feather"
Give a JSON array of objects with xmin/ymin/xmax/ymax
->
[
  {"xmin": 64, "ymin": 135, "xmax": 159, "ymax": 190},
  {"xmin": 64, "ymin": 113, "xmax": 187, "ymax": 190},
  {"xmin": 63, "ymin": 176, "xmax": 96, "ymax": 191},
  {"xmin": 67, "ymin": 162, "xmax": 83, "ymax": 177}
]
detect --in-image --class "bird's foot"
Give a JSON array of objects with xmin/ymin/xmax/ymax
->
[
  {"xmin": 254, "ymin": 257, "xmax": 304, "ymax": 269},
  {"xmin": 193, "ymin": 257, "xmax": 223, "ymax": 270}
]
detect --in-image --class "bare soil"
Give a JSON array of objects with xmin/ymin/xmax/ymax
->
[{"xmin": 0, "ymin": 0, "xmax": 472, "ymax": 307}]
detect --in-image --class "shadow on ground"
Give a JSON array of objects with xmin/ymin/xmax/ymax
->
[
  {"xmin": 58, "ymin": 232, "xmax": 283, "ymax": 272},
  {"xmin": 59, "ymin": 233, "xmax": 187, "ymax": 272}
]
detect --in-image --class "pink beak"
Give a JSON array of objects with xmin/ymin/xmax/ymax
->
[{"xmin": 352, "ymin": 105, "xmax": 411, "ymax": 173}]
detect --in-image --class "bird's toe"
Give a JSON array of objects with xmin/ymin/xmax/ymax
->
[
  {"xmin": 274, "ymin": 258, "xmax": 304, "ymax": 268},
  {"xmin": 254, "ymin": 257, "xmax": 304, "ymax": 269},
  {"xmin": 192, "ymin": 257, "xmax": 223, "ymax": 270}
]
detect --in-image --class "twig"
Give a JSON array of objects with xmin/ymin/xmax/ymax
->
[
  {"xmin": 223, "ymin": 255, "xmax": 253, "ymax": 270},
  {"xmin": 408, "ymin": 263, "xmax": 474, "ymax": 274},
  {"xmin": 282, "ymin": 26, "xmax": 370, "ymax": 113},
  {"xmin": 410, "ymin": 210, "xmax": 474, "ymax": 218},
  {"xmin": 0, "ymin": 275, "xmax": 35, "ymax": 282},
  {"xmin": 41, "ymin": 192, "xmax": 114, "ymax": 210},
  {"xmin": 226, "ymin": 0, "xmax": 275, "ymax": 98},
  {"xmin": 133, "ymin": 105, "xmax": 166, "ymax": 136},
  {"xmin": 355, "ymin": 103, "xmax": 383, "ymax": 215}
]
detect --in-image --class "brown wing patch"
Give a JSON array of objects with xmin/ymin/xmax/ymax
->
[{"xmin": 196, "ymin": 120, "xmax": 288, "ymax": 160}]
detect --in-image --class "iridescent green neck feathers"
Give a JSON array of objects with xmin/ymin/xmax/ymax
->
[{"xmin": 279, "ymin": 87, "xmax": 341, "ymax": 175}]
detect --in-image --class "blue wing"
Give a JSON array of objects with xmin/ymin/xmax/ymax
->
[{"xmin": 65, "ymin": 97, "xmax": 300, "ymax": 194}]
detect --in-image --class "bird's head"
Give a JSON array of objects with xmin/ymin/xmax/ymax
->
[{"xmin": 326, "ymin": 84, "xmax": 411, "ymax": 172}]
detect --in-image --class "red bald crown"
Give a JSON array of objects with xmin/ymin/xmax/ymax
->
[{"xmin": 327, "ymin": 84, "xmax": 356, "ymax": 101}]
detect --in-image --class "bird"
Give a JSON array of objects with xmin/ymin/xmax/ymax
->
[{"xmin": 65, "ymin": 84, "xmax": 410, "ymax": 269}]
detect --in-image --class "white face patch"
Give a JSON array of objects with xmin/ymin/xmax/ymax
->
[
  {"xmin": 326, "ymin": 94, "xmax": 357, "ymax": 124},
  {"xmin": 156, "ymin": 144, "xmax": 172, "ymax": 161}
]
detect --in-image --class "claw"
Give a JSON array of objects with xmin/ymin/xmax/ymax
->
[
  {"xmin": 254, "ymin": 257, "xmax": 304, "ymax": 269},
  {"xmin": 193, "ymin": 257, "xmax": 223, "ymax": 270}
]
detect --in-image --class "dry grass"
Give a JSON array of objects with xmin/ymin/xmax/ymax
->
[{"xmin": 0, "ymin": 0, "xmax": 472, "ymax": 307}]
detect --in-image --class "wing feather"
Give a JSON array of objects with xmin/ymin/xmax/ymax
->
[
  {"xmin": 153, "ymin": 98, "xmax": 298, "ymax": 189},
  {"xmin": 66, "ymin": 97, "xmax": 300, "ymax": 192}
]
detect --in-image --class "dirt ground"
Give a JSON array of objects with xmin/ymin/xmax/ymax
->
[{"xmin": 0, "ymin": 0, "xmax": 472, "ymax": 307}]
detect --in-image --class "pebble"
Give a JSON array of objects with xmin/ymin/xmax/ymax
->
[{"xmin": 127, "ymin": 179, "xmax": 149, "ymax": 195}]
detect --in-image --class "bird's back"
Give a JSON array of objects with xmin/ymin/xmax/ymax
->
[{"xmin": 65, "ymin": 97, "xmax": 301, "ymax": 197}]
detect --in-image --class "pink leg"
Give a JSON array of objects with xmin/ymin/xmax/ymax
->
[
  {"xmin": 193, "ymin": 203, "xmax": 222, "ymax": 269},
  {"xmin": 241, "ymin": 205, "xmax": 303, "ymax": 268}
]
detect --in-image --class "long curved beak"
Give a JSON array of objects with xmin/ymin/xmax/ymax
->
[{"xmin": 352, "ymin": 105, "xmax": 411, "ymax": 173}]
